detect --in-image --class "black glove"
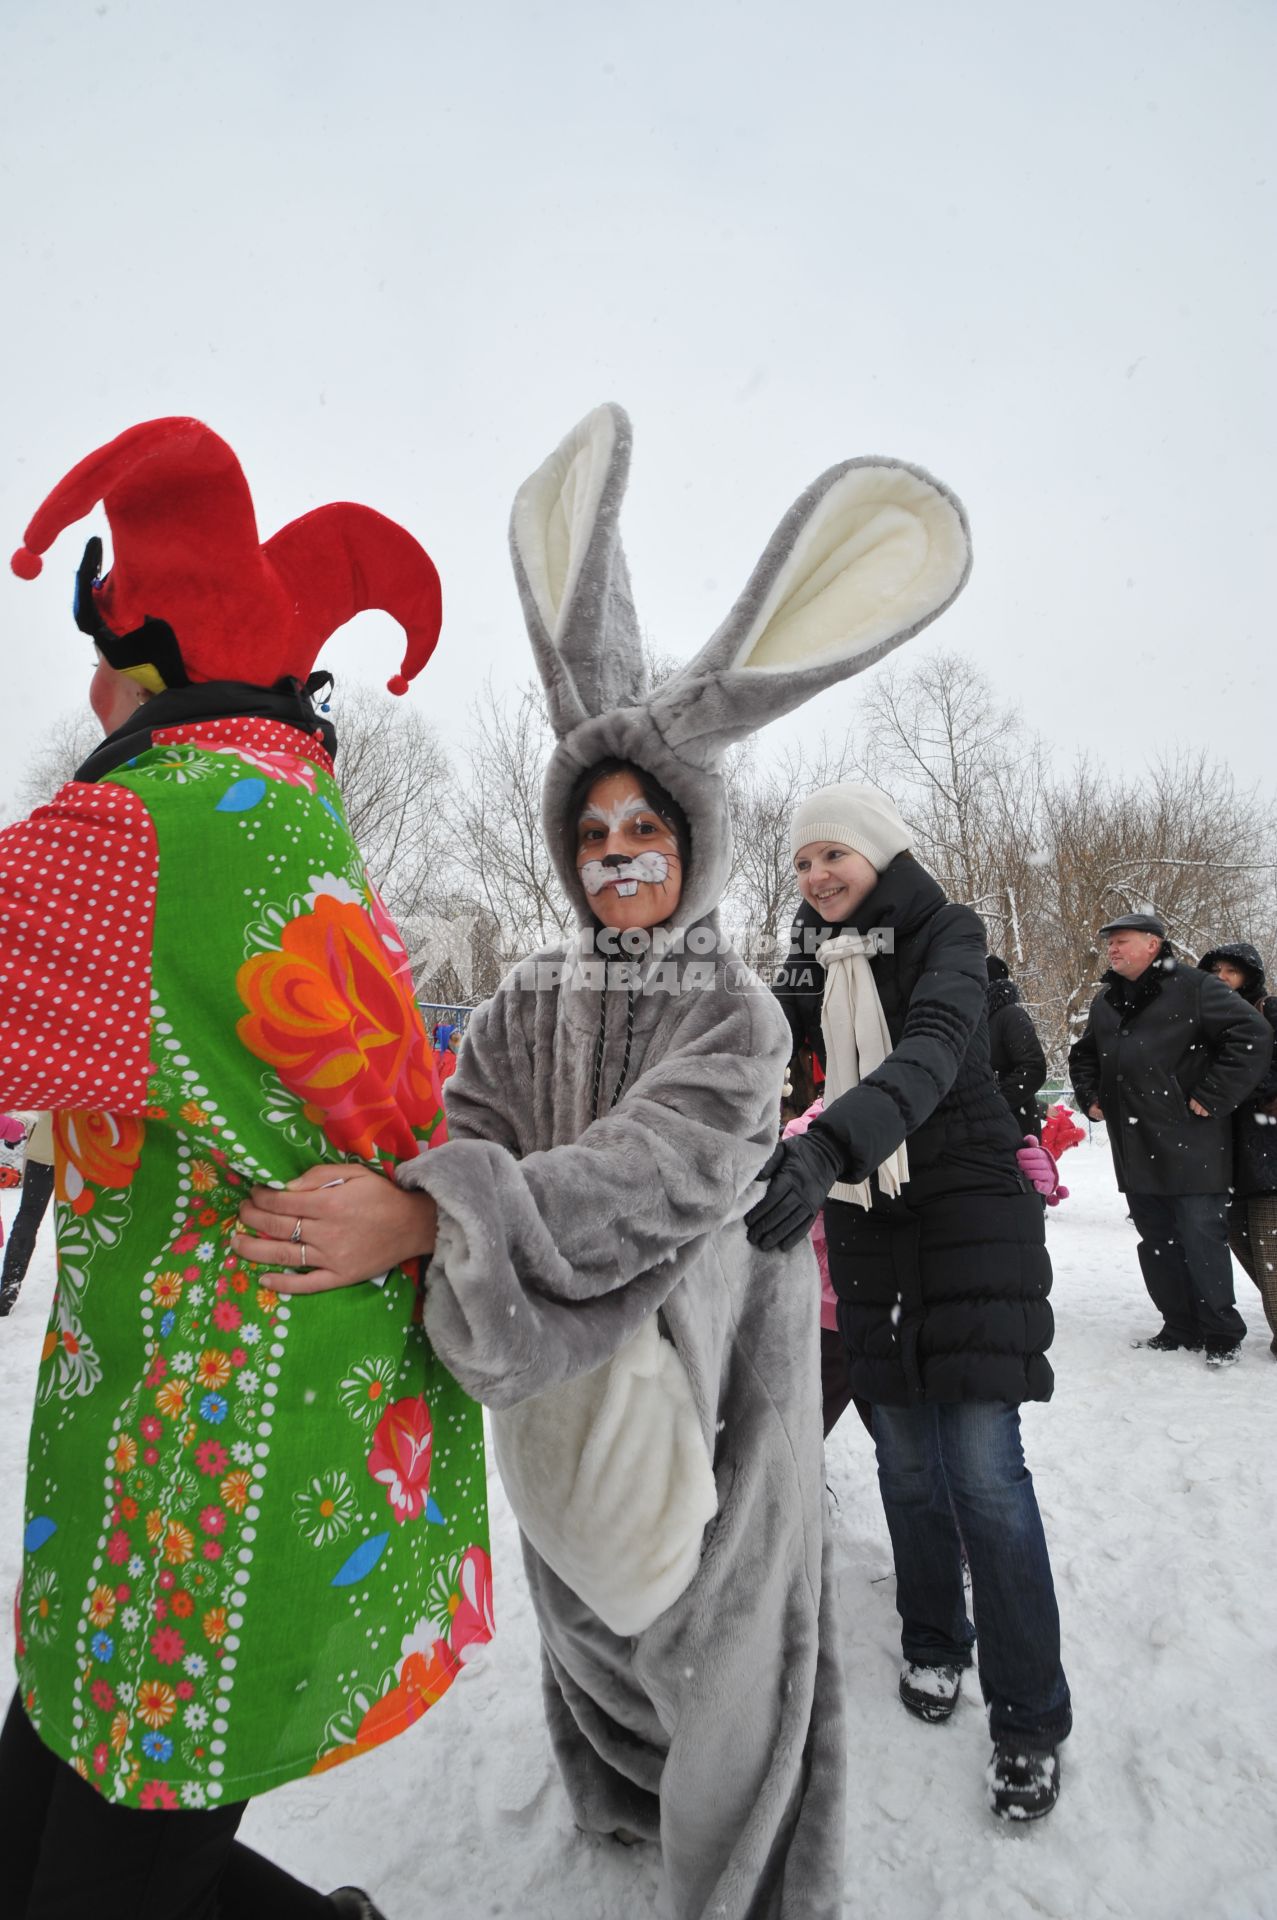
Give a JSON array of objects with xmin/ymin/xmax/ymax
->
[{"xmin": 745, "ymin": 1128, "xmax": 845, "ymax": 1252}]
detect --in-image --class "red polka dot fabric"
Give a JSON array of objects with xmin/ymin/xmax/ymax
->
[
  {"xmin": 0, "ymin": 781, "xmax": 157, "ymax": 1111},
  {"xmin": 151, "ymin": 717, "xmax": 335, "ymax": 779}
]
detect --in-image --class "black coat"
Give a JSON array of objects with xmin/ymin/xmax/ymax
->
[
  {"xmin": 1068, "ymin": 949, "xmax": 1273, "ymax": 1196},
  {"xmin": 773, "ymin": 856, "xmax": 1053, "ymax": 1409},
  {"xmin": 1199, "ymin": 945, "xmax": 1277, "ymax": 1199},
  {"xmin": 986, "ymin": 978, "xmax": 1047, "ymax": 1138}
]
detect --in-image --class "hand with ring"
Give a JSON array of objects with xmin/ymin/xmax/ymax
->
[{"xmin": 231, "ymin": 1163, "xmax": 438, "ymax": 1294}]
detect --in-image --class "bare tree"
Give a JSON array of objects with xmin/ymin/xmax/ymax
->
[
  {"xmin": 858, "ymin": 651, "xmax": 1047, "ymax": 926},
  {"xmin": 846, "ymin": 653, "xmax": 1277, "ymax": 1071},
  {"xmin": 12, "ymin": 709, "xmax": 102, "ymax": 815},
  {"xmin": 406, "ymin": 887, "xmax": 504, "ymax": 1007},
  {"xmin": 11, "ymin": 651, "xmax": 1276, "ymax": 1061},
  {"xmin": 446, "ymin": 678, "xmax": 572, "ymax": 963},
  {"xmin": 328, "ymin": 682, "xmax": 454, "ymax": 950},
  {"xmin": 853, "ymin": 652, "xmax": 1058, "ymax": 1042},
  {"xmin": 724, "ymin": 736, "xmax": 862, "ymax": 969}
]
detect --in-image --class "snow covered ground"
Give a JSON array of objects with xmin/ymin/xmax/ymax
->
[{"xmin": 2, "ymin": 1132, "xmax": 1274, "ymax": 1919}]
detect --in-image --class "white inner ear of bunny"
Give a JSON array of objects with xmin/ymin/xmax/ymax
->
[
  {"xmin": 736, "ymin": 464, "xmax": 969, "ymax": 671},
  {"xmin": 512, "ymin": 407, "xmax": 617, "ymax": 643}
]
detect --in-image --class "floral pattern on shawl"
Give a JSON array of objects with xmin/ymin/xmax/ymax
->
[
  {"xmin": 53, "ymin": 1111, "xmax": 146, "ymax": 1217},
  {"xmin": 235, "ymin": 894, "xmax": 439, "ymax": 1163}
]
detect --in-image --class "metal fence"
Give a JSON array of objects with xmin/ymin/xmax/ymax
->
[{"xmin": 418, "ymin": 1001, "xmax": 474, "ymax": 1037}]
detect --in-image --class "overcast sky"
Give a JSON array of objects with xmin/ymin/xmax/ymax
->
[{"xmin": 1, "ymin": 0, "xmax": 1272, "ymax": 816}]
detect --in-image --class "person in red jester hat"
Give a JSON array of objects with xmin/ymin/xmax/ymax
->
[{"xmin": 0, "ymin": 419, "xmax": 490, "ymax": 1920}]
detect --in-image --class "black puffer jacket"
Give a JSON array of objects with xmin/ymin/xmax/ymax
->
[
  {"xmin": 1068, "ymin": 946, "xmax": 1272, "ymax": 1195},
  {"xmin": 773, "ymin": 856, "xmax": 1053, "ymax": 1408},
  {"xmin": 1199, "ymin": 944, "xmax": 1277, "ymax": 1198},
  {"xmin": 986, "ymin": 976, "xmax": 1047, "ymax": 1138}
]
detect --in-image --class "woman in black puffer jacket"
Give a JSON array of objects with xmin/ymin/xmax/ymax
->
[
  {"xmin": 747, "ymin": 782, "xmax": 1070, "ymax": 1823},
  {"xmin": 1201, "ymin": 942, "xmax": 1277, "ymax": 1353}
]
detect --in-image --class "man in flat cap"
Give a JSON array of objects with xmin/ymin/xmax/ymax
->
[{"xmin": 1070, "ymin": 913, "xmax": 1272, "ymax": 1363}]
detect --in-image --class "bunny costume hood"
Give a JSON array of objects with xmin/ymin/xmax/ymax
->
[
  {"xmin": 399, "ymin": 405, "xmax": 971, "ymax": 1920},
  {"xmin": 520, "ymin": 404, "xmax": 969, "ymax": 932}
]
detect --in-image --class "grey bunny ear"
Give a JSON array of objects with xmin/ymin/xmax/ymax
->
[
  {"xmin": 509, "ymin": 403, "xmax": 647, "ymax": 738},
  {"xmin": 652, "ymin": 456, "xmax": 971, "ymax": 765}
]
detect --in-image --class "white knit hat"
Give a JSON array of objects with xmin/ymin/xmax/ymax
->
[{"xmin": 789, "ymin": 782, "xmax": 913, "ymax": 870}]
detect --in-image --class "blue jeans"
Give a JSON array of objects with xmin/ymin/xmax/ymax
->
[{"xmin": 871, "ymin": 1401, "xmax": 1072, "ymax": 1750}]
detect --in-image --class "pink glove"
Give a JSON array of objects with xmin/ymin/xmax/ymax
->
[
  {"xmin": 1017, "ymin": 1136, "xmax": 1068, "ymax": 1206},
  {"xmin": 783, "ymin": 1100, "xmax": 839, "ymax": 1327}
]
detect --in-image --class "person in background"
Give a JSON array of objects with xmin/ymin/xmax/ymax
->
[
  {"xmin": 752, "ymin": 782, "xmax": 1070, "ymax": 1822},
  {"xmin": 0, "ymin": 1114, "xmax": 56, "ymax": 1317},
  {"xmin": 985, "ymin": 955, "xmax": 1048, "ymax": 1139},
  {"xmin": 435, "ymin": 1029, "xmax": 461, "ymax": 1087},
  {"xmin": 1069, "ymin": 913, "xmax": 1271, "ymax": 1365},
  {"xmin": 1200, "ymin": 942, "xmax": 1277, "ymax": 1355}
]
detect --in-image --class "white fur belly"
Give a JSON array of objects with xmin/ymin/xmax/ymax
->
[{"xmin": 491, "ymin": 1316, "xmax": 718, "ymax": 1636}]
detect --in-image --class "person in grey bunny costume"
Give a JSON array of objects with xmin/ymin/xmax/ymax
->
[{"xmin": 238, "ymin": 403, "xmax": 972, "ymax": 1918}]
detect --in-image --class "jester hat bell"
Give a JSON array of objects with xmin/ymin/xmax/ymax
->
[{"xmin": 10, "ymin": 417, "xmax": 441, "ymax": 695}]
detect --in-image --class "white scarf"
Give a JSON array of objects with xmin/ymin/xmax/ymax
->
[{"xmin": 817, "ymin": 929, "xmax": 909, "ymax": 1209}]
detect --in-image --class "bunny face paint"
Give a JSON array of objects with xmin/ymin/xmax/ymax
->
[{"xmin": 576, "ymin": 770, "xmax": 683, "ymax": 933}]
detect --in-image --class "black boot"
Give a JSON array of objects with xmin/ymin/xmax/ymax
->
[
  {"xmin": 987, "ymin": 1742, "xmax": 1061, "ymax": 1821},
  {"xmin": 329, "ymin": 1890, "xmax": 389, "ymax": 1920},
  {"xmin": 898, "ymin": 1661, "xmax": 963, "ymax": 1723},
  {"xmin": 1131, "ymin": 1330, "xmax": 1200, "ymax": 1352}
]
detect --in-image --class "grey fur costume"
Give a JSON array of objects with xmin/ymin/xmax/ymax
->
[{"xmin": 397, "ymin": 405, "xmax": 972, "ymax": 1919}]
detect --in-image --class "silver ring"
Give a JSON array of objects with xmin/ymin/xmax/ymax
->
[
  {"xmin": 290, "ymin": 1217, "xmax": 303, "ymax": 1244},
  {"xmin": 300, "ymin": 1242, "xmax": 308, "ymax": 1268}
]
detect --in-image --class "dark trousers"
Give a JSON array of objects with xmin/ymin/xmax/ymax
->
[
  {"xmin": 1228, "ymin": 1194, "xmax": 1277, "ymax": 1348},
  {"xmin": 1127, "ymin": 1190, "xmax": 1247, "ymax": 1349},
  {"xmin": 0, "ymin": 1694, "xmax": 335, "ymax": 1920},
  {"xmin": 0, "ymin": 1160, "xmax": 55, "ymax": 1307},
  {"xmin": 871, "ymin": 1401, "xmax": 1072, "ymax": 1751}
]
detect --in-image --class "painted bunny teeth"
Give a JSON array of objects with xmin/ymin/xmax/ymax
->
[{"xmin": 614, "ymin": 881, "xmax": 639, "ymax": 897}]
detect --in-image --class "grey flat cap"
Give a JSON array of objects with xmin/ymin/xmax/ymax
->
[{"xmin": 1098, "ymin": 912, "xmax": 1167, "ymax": 938}]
